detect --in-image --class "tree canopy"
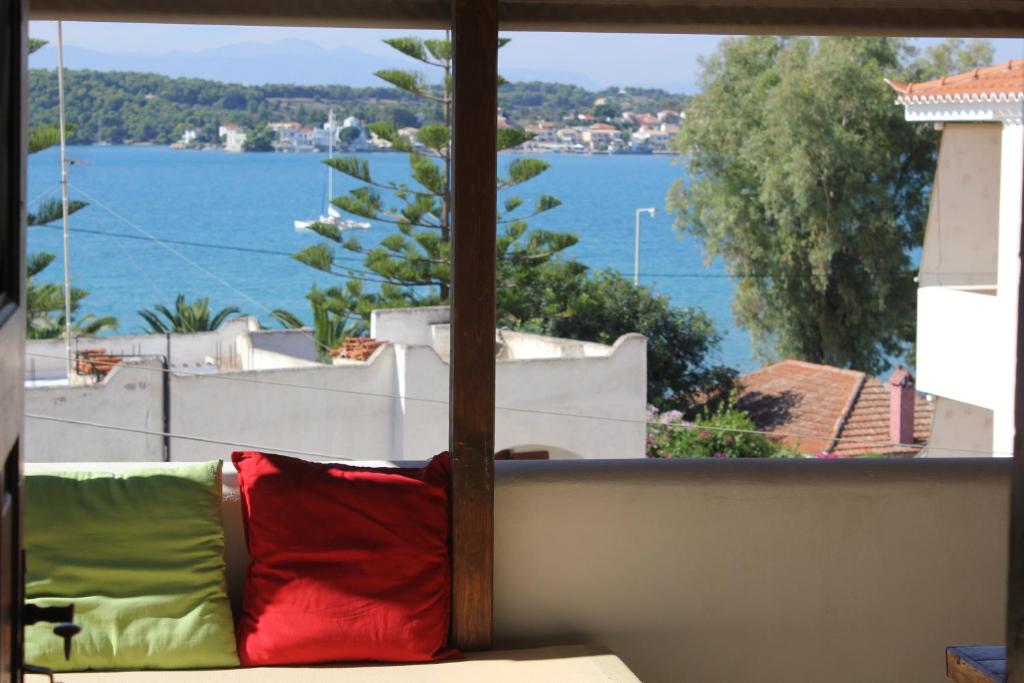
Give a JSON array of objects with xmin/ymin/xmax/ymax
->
[
  {"xmin": 668, "ymin": 37, "xmax": 994, "ymax": 374},
  {"xmin": 530, "ymin": 269, "xmax": 736, "ymax": 410}
]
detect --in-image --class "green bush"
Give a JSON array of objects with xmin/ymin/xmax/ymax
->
[{"xmin": 647, "ymin": 398, "xmax": 794, "ymax": 459}]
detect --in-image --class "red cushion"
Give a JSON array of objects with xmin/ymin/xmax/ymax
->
[{"xmin": 232, "ymin": 451, "xmax": 456, "ymax": 665}]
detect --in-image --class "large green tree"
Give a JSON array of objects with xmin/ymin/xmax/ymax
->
[
  {"xmin": 26, "ymin": 38, "xmax": 117, "ymax": 339},
  {"xmin": 293, "ymin": 36, "xmax": 577, "ymax": 319},
  {"xmin": 538, "ymin": 270, "xmax": 736, "ymax": 410},
  {"xmin": 668, "ymin": 37, "xmax": 993, "ymax": 374}
]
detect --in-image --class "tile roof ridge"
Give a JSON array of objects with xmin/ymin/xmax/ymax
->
[
  {"xmin": 737, "ymin": 358, "xmax": 867, "ymax": 383},
  {"xmin": 827, "ymin": 372, "xmax": 868, "ymax": 454}
]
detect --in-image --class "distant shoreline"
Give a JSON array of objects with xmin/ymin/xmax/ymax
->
[{"xmin": 106, "ymin": 142, "xmax": 677, "ymax": 157}]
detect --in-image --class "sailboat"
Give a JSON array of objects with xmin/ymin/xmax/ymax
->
[{"xmin": 294, "ymin": 109, "xmax": 372, "ymax": 233}]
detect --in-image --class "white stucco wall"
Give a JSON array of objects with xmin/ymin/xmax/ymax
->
[
  {"xmin": 27, "ymin": 457, "xmax": 1008, "ymax": 682},
  {"xmin": 992, "ymin": 121, "xmax": 1024, "ymax": 457},
  {"xmin": 371, "ymin": 306, "xmax": 451, "ymax": 347},
  {"xmin": 237, "ymin": 328, "xmax": 318, "ymax": 370},
  {"xmin": 25, "ymin": 334, "xmax": 647, "ymax": 462},
  {"xmin": 24, "ymin": 317, "xmax": 259, "ymax": 379},
  {"xmin": 910, "ymin": 107, "xmax": 1023, "ymax": 458},
  {"xmin": 918, "ymin": 123, "xmax": 1001, "ymax": 288},
  {"xmin": 923, "ymin": 395, "xmax": 995, "ymax": 457},
  {"xmin": 24, "ymin": 359, "xmax": 165, "ymax": 462},
  {"xmin": 169, "ymin": 345, "xmax": 401, "ymax": 461},
  {"xmin": 916, "ymin": 286, "xmax": 999, "ymax": 410}
]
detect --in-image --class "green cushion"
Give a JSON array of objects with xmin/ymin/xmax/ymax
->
[{"xmin": 24, "ymin": 461, "xmax": 239, "ymax": 671}]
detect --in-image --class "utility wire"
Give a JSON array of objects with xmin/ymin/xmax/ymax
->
[
  {"xmin": 24, "ymin": 413, "xmax": 356, "ymax": 462},
  {"xmin": 31, "ymin": 408, "xmax": 1006, "ymax": 457},
  {"xmin": 31, "ymin": 222, "xmax": 366, "ymax": 263},
  {"xmin": 31, "ymin": 221, "xmax": 995, "ymax": 281},
  {"xmin": 65, "ymin": 184, "xmax": 348, "ymax": 358},
  {"xmin": 25, "ymin": 349, "xmax": 945, "ymax": 454}
]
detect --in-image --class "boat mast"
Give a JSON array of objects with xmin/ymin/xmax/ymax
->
[
  {"xmin": 57, "ymin": 20, "xmax": 73, "ymax": 378},
  {"xmin": 327, "ymin": 108, "xmax": 334, "ymax": 203}
]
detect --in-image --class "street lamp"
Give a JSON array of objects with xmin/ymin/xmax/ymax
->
[{"xmin": 634, "ymin": 207, "xmax": 656, "ymax": 285}]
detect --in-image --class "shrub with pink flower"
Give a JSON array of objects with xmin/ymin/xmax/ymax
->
[{"xmin": 645, "ymin": 394, "xmax": 796, "ymax": 459}]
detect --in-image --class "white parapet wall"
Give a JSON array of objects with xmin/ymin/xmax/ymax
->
[
  {"xmin": 25, "ymin": 326, "xmax": 647, "ymax": 462},
  {"xmin": 25, "ymin": 317, "xmax": 261, "ymax": 380},
  {"xmin": 25, "ymin": 358, "xmax": 166, "ymax": 462}
]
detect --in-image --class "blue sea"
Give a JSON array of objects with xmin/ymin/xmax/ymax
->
[{"xmin": 27, "ymin": 146, "xmax": 755, "ymax": 371}]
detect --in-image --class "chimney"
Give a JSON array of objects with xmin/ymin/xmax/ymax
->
[{"xmin": 889, "ymin": 369, "xmax": 916, "ymax": 446}]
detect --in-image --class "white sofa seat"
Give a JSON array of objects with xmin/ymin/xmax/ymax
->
[{"xmin": 50, "ymin": 645, "xmax": 638, "ymax": 681}]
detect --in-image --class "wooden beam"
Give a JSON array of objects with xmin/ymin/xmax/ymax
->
[
  {"xmin": 27, "ymin": 0, "xmax": 1024, "ymax": 36},
  {"xmin": 498, "ymin": 0, "xmax": 1024, "ymax": 36},
  {"xmin": 449, "ymin": 0, "xmax": 497, "ymax": 653}
]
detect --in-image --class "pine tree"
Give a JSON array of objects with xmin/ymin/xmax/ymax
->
[{"xmin": 293, "ymin": 36, "xmax": 578, "ymax": 320}]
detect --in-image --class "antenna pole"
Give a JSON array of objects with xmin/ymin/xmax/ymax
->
[{"xmin": 57, "ymin": 20, "xmax": 73, "ymax": 378}]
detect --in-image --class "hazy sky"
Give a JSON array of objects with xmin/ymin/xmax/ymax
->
[{"xmin": 27, "ymin": 21, "xmax": 1024, "ymax": 92}]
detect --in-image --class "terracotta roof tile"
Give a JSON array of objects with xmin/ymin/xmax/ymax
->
[
  {"xmin": 734, "ymin": 360, "xmax": 864, "ymax": 455},
  {"xmin": 887, "ymin": 59, "xmax": 1024, "ymax": 104},
  {"xmin": 832, "ymin": 380, "xmax": 933, "ymax": 457},
  {"xmin": 732, "ymin": 360, "xmax": 933, "ymax": 457}
]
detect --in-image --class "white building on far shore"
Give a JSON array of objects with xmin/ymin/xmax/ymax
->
[{"xmin": 218, "ymin": 124, "xmax": 247, "ymax": 152}]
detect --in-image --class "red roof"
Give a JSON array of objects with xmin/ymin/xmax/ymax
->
[
  {"xmin": 732, "ymin": 360, "xmax": 933, "ymax": 457},
  {"xmin": 887, "ymin": 59, "xmax": 1024, "ymax": 104}
]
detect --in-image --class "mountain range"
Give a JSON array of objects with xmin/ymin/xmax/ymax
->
[{"xmin": 29, "ymin": 38, "xmax": 605, "ymax": 90}]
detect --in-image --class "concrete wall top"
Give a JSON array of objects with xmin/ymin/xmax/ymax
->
[{"xmin": 371, "ymin": 306, "xmax": 450, "ymax": 347}]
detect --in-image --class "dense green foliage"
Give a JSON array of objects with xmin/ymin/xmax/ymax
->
[
  {"xmin": 242, "ymin": 125, "xmax": 275, "ymax": 152},
  {"xmin": 668, "ymin": 37, "xmax": 994, "ymax": 374},
  {"xmin": 28, "ymin": 68, "xmax": 688, "ymax": 145},
  {"xmin": 138, "ymin": 295, "xmax": 241, "ymax": 333},
  {"xmin": 515, "ymin": 270, "xmax": 735, "ymax": 410},
  {"xmin": 647, "ymin": 399, "xmax": 792, "ymax": 458}
]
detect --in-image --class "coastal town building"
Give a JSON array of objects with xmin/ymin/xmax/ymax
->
[
  {"xmin": 218, "ymin": 123, "xmax": 247, "ymax": 152},
  {"xmin": 582, "ymin": 122, "xmax": 620, "ymax": 151},
  {"xmin": 889, "ymin": 59, "xmax": 1024, "ymax": 458},
  {"xmin": 24, "ymin": 307, "xmax": 647, "ymax": 463}
]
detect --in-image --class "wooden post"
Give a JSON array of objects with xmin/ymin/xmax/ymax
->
[
  {"xmin": 449, "ymin": 0, "xmax": 497, "ymax": 652},
  {"xmin": 1006, "ymin": 148, "xmax": 1024, "ymax": 681}
]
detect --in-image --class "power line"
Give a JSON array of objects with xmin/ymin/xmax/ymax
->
[
  {"xmin": 32, "ymin": 222, "xmax": 364, "ymax": 263},
  {"xmin": 31, "ymin": 221, "xmax": 994, "ymax": 282},
  {"xmin": 64, "ymin": 185, "xmax": 349, "ymax": 357},
  {"xmin": 25, "ymin": 349, "xmax": 945, "ymax": 454},
  {"xmin": 24, "ymin": 413, "xmax": 356, "ymax": 462}
]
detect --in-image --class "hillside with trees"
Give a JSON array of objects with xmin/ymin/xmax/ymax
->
[{"xmin": 28, "ymin": 68, "xmax": 688, "ymax": 145}]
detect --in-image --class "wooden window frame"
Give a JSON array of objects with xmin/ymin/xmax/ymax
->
[{"xmin": 19, "ymin": 0, "xmax": 1024, "ymax": 664}]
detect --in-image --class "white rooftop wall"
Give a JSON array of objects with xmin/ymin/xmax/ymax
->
[{"xmin": 25, "ymin": 313, "xmax": 647, "ymax": 461}]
